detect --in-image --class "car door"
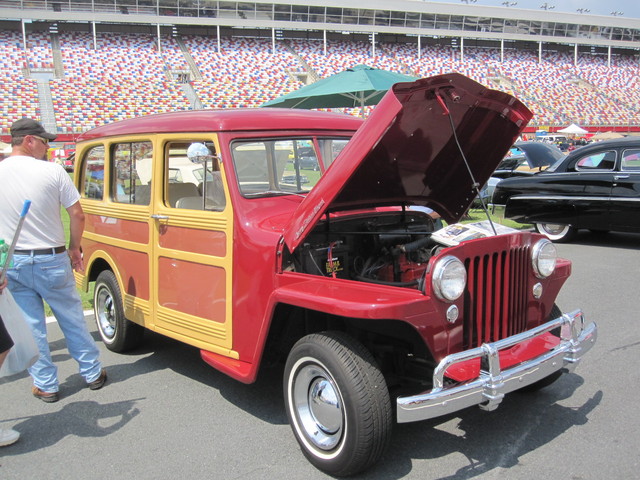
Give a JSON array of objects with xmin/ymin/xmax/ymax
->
[
  {"xmin": 569, "ymin": 148, "xmax": 618, "ymax": 231},
  {"xmin": 609, "ymin": 147, "xmax": 640, "ymax": 232},
  {"xmin": 150, "ymin": 136, "xmax": 234, "ymax": 356}
]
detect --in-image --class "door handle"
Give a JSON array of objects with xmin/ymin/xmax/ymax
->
[
  {"xmin": 150, "ymin": 214, "xmax": 169, "ymax": 220},
  {"xmin": 614, "ymin": 175, "xmax": 630, "ymax": 180}
]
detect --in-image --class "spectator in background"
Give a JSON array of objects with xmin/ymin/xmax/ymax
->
[
  {"xmin": 0, "ymin": 144, "xmax": 11, "ymax": 161},
  {"xmin": 0, "ymin": 118, "xmax": 106, "ymax": 404}
]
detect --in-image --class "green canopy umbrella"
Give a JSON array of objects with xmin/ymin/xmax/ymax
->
[{"xmin": 261, "ymin": 64, "xmax": 417, "ymax": 116}]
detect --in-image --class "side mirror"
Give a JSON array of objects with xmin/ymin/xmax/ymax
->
[{"xmin": 187, "ymin": 143, "xmax": 213, "ymax": 164}]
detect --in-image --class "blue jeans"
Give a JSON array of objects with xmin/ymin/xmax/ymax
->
[{"xmin": 7, "ymin": 251, "xmax": 102, "ymax": 393}]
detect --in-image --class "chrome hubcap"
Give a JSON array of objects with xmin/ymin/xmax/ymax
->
[
  {"xmin": 542, "ymin": 224, "xmax": 567, "ymax": 235},
  {"xmin": 292, "ymin": 363, "xmax": 344, "ymax": 451},
  {"xmin": 95, "ymin": 287, "xmax": 116, "ymax": 339}
]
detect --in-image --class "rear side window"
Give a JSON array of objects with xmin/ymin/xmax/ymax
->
[
  {"xmin": 622, "ymin": 149, "xmax": 640, "ymax": 171},
  {"xmin": 81, "ymin": 145, "xmax": 105, "ymax": 200},
  {"xmin": 575, "ymin": 150, "xmax": 616, "ymax": 171},
  {"xmin": 111, "ymin": 141, "xmax": 153, "ymax": 205}
]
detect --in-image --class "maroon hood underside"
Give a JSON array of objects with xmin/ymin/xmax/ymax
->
[{"xmin": 284, "ymin": 73, "xmax": 533, "ymax": 252}]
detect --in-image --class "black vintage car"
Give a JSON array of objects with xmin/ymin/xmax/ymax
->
[
  {"xmin": 491, "ymin": 136, "xmax": 640, "ymax": 242},
  {"xmin": 477, "ymin": 141, "xmax": 565, "ymax": 204}
]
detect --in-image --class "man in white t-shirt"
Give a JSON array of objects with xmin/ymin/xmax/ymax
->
[{"xmin": 0, "ymin": 118, "xmax": 106, "ymax": 403}]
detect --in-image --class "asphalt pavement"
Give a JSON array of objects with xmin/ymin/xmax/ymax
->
[{"xmin": 1, "ymin": 230, "xmax": 638, "ymax": 479}]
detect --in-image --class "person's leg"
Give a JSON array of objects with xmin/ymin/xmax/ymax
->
[
  {"xmin": 7, "ymin": 256, "xmax": 59, "ymax": 393},
  {"xmin": 0, "ymin": 313, "xmax": 14, "ymax": 364},
  {"xmin": 34, "ymin": 253, "xmax": 102, "ymax": 383},
  {"xmin": 0, "ymin": 317, "xmax": 21, "ymax": 446},
  {"xmin": 0, "ymin": 349, "xmax": 9, "ymax": 368},
  {"xmin": 0, "ymin": 345, "xmax": 21, "ymax": 447}
]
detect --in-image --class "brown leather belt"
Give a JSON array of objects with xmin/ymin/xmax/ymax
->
[{"xmin": 14, "ymin": 246, "xmax": 66, "ymax": 256}]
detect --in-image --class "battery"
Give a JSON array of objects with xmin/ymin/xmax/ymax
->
[{"xmin": 301, "ymin": 243, "xmax": 350, "ymax": 279}]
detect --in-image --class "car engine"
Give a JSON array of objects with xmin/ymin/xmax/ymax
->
[{"xmin": 285, "ymin": 210, "xmax": 445, "ymax": 289}]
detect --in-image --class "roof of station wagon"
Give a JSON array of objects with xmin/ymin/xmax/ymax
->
[{"xmin": 76, "ymin": 108, "xmax": 364, "ymax": 141}]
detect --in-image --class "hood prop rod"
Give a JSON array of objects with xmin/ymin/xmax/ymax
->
[{"xmin": 436, "ymin": 90, "xmax": 498, "ymax": 236}]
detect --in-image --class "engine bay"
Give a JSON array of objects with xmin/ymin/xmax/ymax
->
[{"xmin": 284, "ymin": 209, "xmax": 447, "ymax": 289}]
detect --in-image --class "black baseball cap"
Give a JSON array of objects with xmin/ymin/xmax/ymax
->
[{"xmin": 10, "ymin": 118, "xmax": 57, "ymax": 141}]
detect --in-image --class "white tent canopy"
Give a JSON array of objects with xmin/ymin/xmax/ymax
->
[{"xmin": 558, "ymin": 123, "xmax": 588, "ymax": 135}]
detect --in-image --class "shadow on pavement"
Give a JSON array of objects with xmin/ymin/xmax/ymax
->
[{"xmin": 2, "ymin": 399, "xmax": 141, "ymax": 455}]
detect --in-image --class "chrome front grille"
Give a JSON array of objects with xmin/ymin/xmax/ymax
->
[{"xmin": 462, "ymin": 246, "xmax": 530, "ymax": 349}]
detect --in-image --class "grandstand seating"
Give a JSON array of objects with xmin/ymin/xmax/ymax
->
[
  {"xmin": 186, "ymin": 36, "xmax": 301, "ymax": 108},
  {"xmin": 1, "ymin": 27, "xmax": 638, "ymax": 136},
  {"xmin": 46, "ymin": 32, "xmax": 189, "ymax": 132},
  {"xmin": 0, "ymin": 31, "xmax": 41, "ymax": 127}
]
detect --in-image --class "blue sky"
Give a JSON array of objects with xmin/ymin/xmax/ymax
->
[{"xmin": 432, "ymin": 1, "xmax": 639, "ymax": 19}]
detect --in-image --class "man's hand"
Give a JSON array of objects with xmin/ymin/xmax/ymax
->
[
  {"xmin": 68, "ymin": 247, "xmax": 84, "ymax": 273},
  {"xmin": 66, "ymin": 201, "xmax": 86, "ymax": 273},
  {"xmin": 0, "ymin": 275, "xmax": 7, "ymax": 294}
]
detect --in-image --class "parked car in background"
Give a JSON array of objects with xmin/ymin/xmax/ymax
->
[
  {"xmin": 73, "ymin": 74, "xmax": 596, "ymax": 476},
  {"xmin": 62, "ymin": 152, "xmax": 75, "ymax": 172},
  {"xmin": 492, "ymin": 136, "xmax": 640, "ymax": 242},
  {"xmin": 49, "ymin": 142, "xmax": 76, "ymax": 171},
  {"xmin": 297, "ymin": 150, "xmax": 320, "ymax": 170},
  {"xmin": 476, "ymin": 141, "xmax": 564, "ymax": 205}
]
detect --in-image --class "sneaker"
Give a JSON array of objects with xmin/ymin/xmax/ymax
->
[
  {"xmin": 0, "ymin": 428, "xmax": 20, "ymax": 447},
  {"xmin": 32, "ymin": 386, "xmax": 59, "ymax": 403},
  {"xmin": 87, "ymin": 369, "xmax": 107, "ymax": 390}
]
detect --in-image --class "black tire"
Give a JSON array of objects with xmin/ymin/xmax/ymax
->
[
  {"xmin": 284, "ymin": 331, "xmax": 392, "ymax": 477},
  {"xmin": 535, "ymin": 223, "xmax": 576, "ymax": 243},
  {"xmin": 93, "ymin": 270, "xmax": 144, "ymax": 352},
  {"xmin": 520, "ymin": 304, "xmax": 564, "ymax": 392}
]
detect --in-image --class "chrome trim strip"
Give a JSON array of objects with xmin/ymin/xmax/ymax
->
[
  {"xmin": 509, "ymin": 195, "xmax": 640, "ymax": 203},
  {"xmin": 396, "ymin": 310, "xmax": 597, "ymax": 423}
]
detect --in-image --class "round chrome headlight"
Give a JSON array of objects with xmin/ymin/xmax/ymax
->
[
  {"xmin": 532, "ymin": 239, "xmax": 557, "ymax": 278},
  {"xmin": 432, "ymin": 256, "xmax": 467, "ymax": 302}
]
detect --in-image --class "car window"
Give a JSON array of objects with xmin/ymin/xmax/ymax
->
[
  {"xmin": 111, "ymin": 141, "xmax": 153, "ymax": 205},
  {"xmin": 622, "ymin": 149, "xmax": 640, "ymax": 171},
  {"xmin": 575, "ymin": 150, "xmax": 616, "ymax": 171},
  {"xmin": 168, "ymin": 168, "xmax": 183, "ymax": 183},
  {"xmin": 81, "ymin": 145, "xmax": 105, "ymax": 200},
  {"xmin": 232, "ymin": 138, "xmax": 317, "ymax": 196},
  {"xmin": 231, "ymin": 136, "xmax": 352, "ymax": 197},
  {"xmin": 319, "ymin": 138, "xmax": 350, "ymax": 168},
  {"xmin": 165, "ymin": 141, "xmax": 225, "ymax": 211}
]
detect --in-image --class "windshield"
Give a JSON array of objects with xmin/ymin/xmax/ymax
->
[{"xmin": 231, "ymin": 137, "xmax": 350, "ymax": 197}]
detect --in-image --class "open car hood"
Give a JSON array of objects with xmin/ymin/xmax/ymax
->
[
  {"xmin": 283, "ymin": 73, "xmax": 532, "ymax": 252},
  {"xmin": 513, "ymin": 141, "xmax": 565, "ymax": 168}
]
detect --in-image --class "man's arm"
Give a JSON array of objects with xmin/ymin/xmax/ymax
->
[{"xmin": 66, "ymin": 201, "xmax": 85, "ymax": 273}]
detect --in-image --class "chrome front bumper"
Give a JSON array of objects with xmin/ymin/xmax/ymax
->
[{"xmin": 397, "ymin": 310, "xmax": 597, "ymax": 423}]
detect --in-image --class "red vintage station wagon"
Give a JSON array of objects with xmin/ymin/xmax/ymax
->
[{"xmin": 74, "ymin": 73, "xmax": 597, "ymax": 476}]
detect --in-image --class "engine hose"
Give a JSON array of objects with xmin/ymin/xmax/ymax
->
[{"xmin": 400, "ymin": 236, "xmax": 432, "ymax": 253}]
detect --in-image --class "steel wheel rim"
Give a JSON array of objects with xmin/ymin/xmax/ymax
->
[
  {"xmin": 95, "ymin": 287, "xmax": 116, "ymax": 339},
  {"xmin": 291, "ymin": 361, "xmax": 344, "ymax": 452}
]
